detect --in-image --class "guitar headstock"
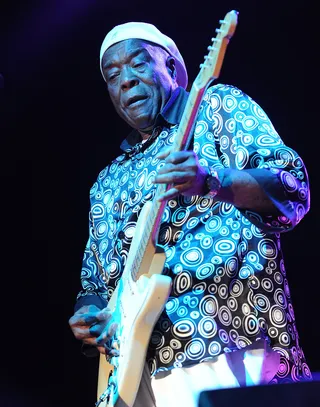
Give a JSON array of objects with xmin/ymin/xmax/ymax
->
[{"xmin": 194, "ymin": 10, "xmax": 238, "ymax": 90}]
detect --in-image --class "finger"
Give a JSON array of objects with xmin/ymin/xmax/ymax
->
[
  {"xmin": 157, "ymin": 161, "xmax": 197, "ymax": 177},
  {"xmin": 82, "ymin": 336, "xmax": 99, "ymax": 346},
  {"xmin": 71, "ymin": 326, "xmax": 93, "ymax": 340},
  {"xmin": 96, "ymin": 322, "xmax": 118, "ymax": 345},
  {"xmin": 104, "ymin": 339, "xmax": 120, "ymax": 357},
  {"xmin": 89, "ymin": 323, "xmax": 105, "ymax": 337},
  {"xmin": 157, "ymin": 187, "xmax": 180, "ymax": 202},
  {"xmin": 154, "ymin": 171, "xmax": 191, "ymax": 185},
  {"xmin": 108, "ymin": 349, "xmax": 120, "ymax": 357},
  {"xmin": 157, "ymin": 162, "xmax": 188, "ymax": 175},
  {"xmin": 155, "ymin": 148, "xmax": 171, "ymax": 160},
  {"xmin": 97, "ymin": 346, "xmax": 106, "ymax": 355},
  {"xmin": 111, "ymin": 339, "xmax": 120, "ymax": 351},
  {"xmin": 157, "ymin": 179, "xmax": 195, "ymax": 201},
  {"xmin": 95, "ymin": 308, "xmax": 113, "ymax": 322},
  {"xmin": 72, "ymin": 320, "xmax": 106, "ymax": 340},
  {"xmin": 69, "ymin": 312, "xmax": 100, "ymax": 327},
  {"xmin": 96, "ymin": 329, "xmax": 109, "ymax": 345},
  {"xmin": 165, "ymin": 151, "xmax": 193, "ymax": 164}
]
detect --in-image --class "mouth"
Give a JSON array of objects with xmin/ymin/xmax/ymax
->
[{"xmin": 126, "ymin": 95, "xmax": 148, "ymax": 108}]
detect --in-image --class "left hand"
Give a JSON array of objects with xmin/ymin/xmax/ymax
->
[{"xmin": 153, "ymin": 149, "xmax": 208, "ymax": 201}]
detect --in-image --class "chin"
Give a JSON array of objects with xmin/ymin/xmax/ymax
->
[
  {"xmin": 131, "ymin": 118, "xmax": 155, "ymax": 133},
  {"xmin": 139, "ymin": 124, "xmax": 154, "ymax": 133}
]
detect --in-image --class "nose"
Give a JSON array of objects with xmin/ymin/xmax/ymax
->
[{"xmin": 120, "ymin": 66, "xmax": 139, "ymax": 91}]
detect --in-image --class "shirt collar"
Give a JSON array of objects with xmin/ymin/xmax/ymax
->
[{"xmin": 120, "ymin": 86, "xmax": 189, "ymax": 151}]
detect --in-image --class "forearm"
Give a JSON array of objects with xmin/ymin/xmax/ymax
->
[
  {"xmin": 76, "ymin": 237, "xmax": 110, "ymax": 313},
  {"xmin": 216, "ymin": 168, "xmax": 280, "ymax": 213}
]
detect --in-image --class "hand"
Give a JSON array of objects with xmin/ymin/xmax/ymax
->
[
  {"xmin": 154, "ymin": 149, "xmax": 208, "ymax": 201},
  {"xmin": 68, "ymin": 305, "xmax": 119, "ymax": 356}
]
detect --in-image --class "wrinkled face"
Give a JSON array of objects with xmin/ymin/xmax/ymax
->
[{"xmin": 101, "ymin": 39, "xmax": 178, "ymax": 135}]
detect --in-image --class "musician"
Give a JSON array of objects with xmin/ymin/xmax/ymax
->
[{"xmin": 69, "ymin": 22, "xmax": 312, "ymax": 407}]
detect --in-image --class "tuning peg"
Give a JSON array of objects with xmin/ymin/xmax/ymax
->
[{"xmin": 207, "ymin": 45, "xmax": 217, "ymax": 52}]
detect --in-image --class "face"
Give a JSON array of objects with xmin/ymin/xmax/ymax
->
[{"xmin": 101, "ymin": 39, "xmax": 178, "ymax": 135}]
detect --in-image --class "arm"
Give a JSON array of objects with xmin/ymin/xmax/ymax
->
[
  {"xmin": 75, "ymin": 209, "xmax": 109, "ymax": 311},
  {"xmin": 212, "ymin": 167, "xmax": 280, "ymax": 212},
  {"xmin": 69, "ymin": 182, "xmax": 117, "ymax": 355},
  {"xmin": 154, "ymin": 152, "xmax": 277, "ymax": 213},
  {"xmin": 154, "ymin": 84, "xmax": 310, "ymax": 232}
]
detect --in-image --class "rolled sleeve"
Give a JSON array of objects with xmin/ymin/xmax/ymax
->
[{"xmin": 200, "ymin": 84, "xmax": 310, "ymax": 234}]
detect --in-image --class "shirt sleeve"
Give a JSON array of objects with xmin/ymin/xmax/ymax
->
[
  {"xmin": 74, "ymin": 183, "xmax": 109, "ymax": 312},
  {"xmin": 199, "ymin": 84, "xmax": 310, "ymax": 233}
]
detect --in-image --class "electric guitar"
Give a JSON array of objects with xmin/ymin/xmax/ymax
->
[{"xmin": 96, "ymin": 10, "xmax": 238, "ymax": 407}]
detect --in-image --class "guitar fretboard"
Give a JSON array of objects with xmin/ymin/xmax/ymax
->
[
  {"xmin": 128, "ymin": 10, "xmax": 238, "ymax": 282},
  {"xmin": 130, "ymin": 85, "xmax": 206, "ymax": 282}
]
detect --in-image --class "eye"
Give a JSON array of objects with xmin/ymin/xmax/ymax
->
[
  {"xmin": 133, "ymin": 62, "xmax": 145, "ymax": 69},
  {"xmin": 107, "ymin": 72, "xmax": 119, "ymax": 82}
]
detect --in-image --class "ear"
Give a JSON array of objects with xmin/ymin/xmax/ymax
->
[{"xmin": 166, "ymin": 56, "xmax": 177, "ymax": 80}]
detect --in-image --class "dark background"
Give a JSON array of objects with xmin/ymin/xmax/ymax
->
[{"xmin": 0, "ymin": 1, "xmax": 318, "ymax": 406}]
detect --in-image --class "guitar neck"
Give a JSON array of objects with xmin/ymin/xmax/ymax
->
[
  {"xmin": 151, "ymin": 85, "xmax": 207, "ymax": 237},
  {"xmin": 130, "ymin": 84, "xmax": 207, "ymax": 282},
  {"xmin": 129, "ymin": 10, "xmax": 238, "ymax": 281}
]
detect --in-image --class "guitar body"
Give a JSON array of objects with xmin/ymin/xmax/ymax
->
[{"xmin": 97, "ymin": 201, "xmax": 172, "ymax": 407}]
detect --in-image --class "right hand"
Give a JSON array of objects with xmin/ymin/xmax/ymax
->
[{"xmin": 68, "ymin": 305, "xmax": 119, "ymax": 356}]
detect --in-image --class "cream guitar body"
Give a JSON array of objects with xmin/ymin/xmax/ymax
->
[{"xmin": 96, "ymin": 202, "xmax": 172, "ymax": 407}]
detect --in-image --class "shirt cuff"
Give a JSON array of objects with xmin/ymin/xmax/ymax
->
[
  {"xmin": 74, "ymin": 294, "xmax": 107, "ymax": 313},
  {"xmin": 247, "ymin": 168, "xmax": 293, "ymax": 218}
]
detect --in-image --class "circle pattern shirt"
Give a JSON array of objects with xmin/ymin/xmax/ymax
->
[{"xmin": 77, "ymin": 84, "xmax": 311, "ymax": 383}]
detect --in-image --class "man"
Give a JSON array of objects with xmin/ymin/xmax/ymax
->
[{"xmin": 69, "ymin": 22, "xmax": 311, "ymax": 407}]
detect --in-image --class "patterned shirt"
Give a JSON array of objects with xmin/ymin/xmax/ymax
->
[{"xmin": 75, "ymin": 84, "xmax": 311, "ymax": 383}]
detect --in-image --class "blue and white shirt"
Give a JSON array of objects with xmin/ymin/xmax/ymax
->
[{"xmin": 75, "ymin": 84, "xmax": 311, "ymax": 382}]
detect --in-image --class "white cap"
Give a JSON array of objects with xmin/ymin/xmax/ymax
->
[{"xmin": 99, "ymin": 22, "xmax": 188, "ymax": 89}]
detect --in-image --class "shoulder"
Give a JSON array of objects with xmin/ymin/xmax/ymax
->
[
  {"xmin": 197, "ymin": 83, "xmax": 252, "ymax": 119},
  {"xmin": 201, "ymin": 83, "xmax": 270, "ymax": 121},
  {"xmin": 203, "ymin": 83, "xmax": 252, "ymax": 103}
]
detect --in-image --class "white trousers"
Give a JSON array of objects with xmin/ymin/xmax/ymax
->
[{"xmin": 134, "ymin": 339, "xmax": 280, "ymax": 407}]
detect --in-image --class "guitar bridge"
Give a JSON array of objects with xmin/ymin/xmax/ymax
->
[
  {"xmin": 95, "ymin": 387, "xmax": 110, "ymax": 407},
  {"xmin": 95, "ymin": 371, "xmax": 116, "ymax": 407}
]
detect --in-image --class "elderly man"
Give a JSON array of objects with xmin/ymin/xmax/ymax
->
[{"xmin": 69, "ymin": 22, "xmax": 311, "ymax": 407}]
